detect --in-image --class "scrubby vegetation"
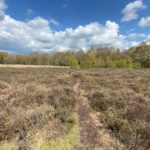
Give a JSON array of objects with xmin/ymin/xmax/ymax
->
[
  {"xmin": 79, "ymin": 69, "xmax": 150, "ymax": 150},
  {"xmin": 0, "ymin": 67, "xmax": 149, "ymax": 150},
  {"xmin": 0, "ymin": 68, "xmax": 78, "ymax": 149},
  {"xmin": 0, "ymin": 43, "xmax": 150, "ymax": 68}
]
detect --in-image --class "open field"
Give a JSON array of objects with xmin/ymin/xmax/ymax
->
[
  {"xmin": 0, "ymin": 68, "xmax": 150, "ymax": 150},
  {"xmin": 0, "ymin": 64, "xmax": 70, "ymax": 69}
]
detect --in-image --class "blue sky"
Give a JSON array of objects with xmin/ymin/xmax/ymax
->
[{"xmin": 0, "ymin": 0, "xmax": 150, "ymax": 53}]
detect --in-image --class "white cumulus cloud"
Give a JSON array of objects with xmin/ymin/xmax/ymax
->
[
  {"xmin": 0, "ymin": 0, "xmax": 7, "ymax": 20},
  {"xmin": 0, "ymin": 0, "xmax": 7, "ymax": 10},
  {"xmin": 121, "ymin": 0, "xmax": 146, "ymax": 22},
  {"xmin": 0, "ymin": 15, "xmax": 128, "ymax": 53},
  {"xmin": 138, "ymin": 16, "xmax": 150, "ymax": 27}
]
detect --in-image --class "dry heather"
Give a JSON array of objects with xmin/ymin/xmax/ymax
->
[
  {"xmin": 0, "ymin": 68, "xmax": 149, "ymax": 150},
  {"xmin": 0, "ymin": 68, "xmax": 77, "ymax": 149},
  {"xmin": 78, "ymin": 69, "xmax": 150, "ymax": 150}
]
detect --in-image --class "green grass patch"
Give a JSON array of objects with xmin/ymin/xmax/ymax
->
[
  {"xmin": 0, "ymin": 142, "xmax": 17, "ymax": 150},
  {"xmin": 40, "ymin": 113, "xmax": 79, "ymax": 150}
]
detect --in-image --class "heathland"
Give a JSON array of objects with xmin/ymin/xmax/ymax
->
[{"xmin": 0, "ymin": 67, "xmax": 149, "ymax": 150}]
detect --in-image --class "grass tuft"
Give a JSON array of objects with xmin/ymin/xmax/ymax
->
[
  {"xmin": 0, "ymin": 142, "xmax": 17, "ymax": 150},
  {"xmin": 40, "ymin": 114, "xmax": 79, "ymax": 150}
]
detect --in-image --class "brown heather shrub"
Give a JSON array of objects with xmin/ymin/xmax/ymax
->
[
  {"xmin": 83, "ymin": 68, "xmax": 150, "ymax": 150},
  {"xmin": 0, "ymin": 68, "xmax": 149, "ymax": 149},
  {"xmin": 0, "ymin": 68, "xmax": 77, "ymax": 148},
  {"xmin": 0, "ymin": 82, "xmax": 9, "ymax": 90}
]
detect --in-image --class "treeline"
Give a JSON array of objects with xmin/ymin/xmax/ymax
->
[{"xmin": 0, "ymin": 43, "xmax": 150, "ymax": 68}]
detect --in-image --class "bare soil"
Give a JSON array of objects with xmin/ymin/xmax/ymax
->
[{"xmin": 73, "ymin": 81, "xmax": 102, "ymax": 150}]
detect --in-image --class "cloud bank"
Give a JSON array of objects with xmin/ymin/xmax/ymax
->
[
  {"xmin": 0, "ymin": 15, "xmax": 126, "ymax": 53},
  {"xmin": 0, "ymin": 0, "xmax": 148, "ymax": 53}
]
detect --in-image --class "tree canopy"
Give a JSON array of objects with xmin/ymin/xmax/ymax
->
[{"xmin": 0, "ymin": 43, "xmax": 150, "ymax": 68}]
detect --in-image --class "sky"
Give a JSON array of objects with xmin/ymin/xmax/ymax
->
[{"xmin": 0, "ymin": 0, "xmax": 150, "ymax": 53}]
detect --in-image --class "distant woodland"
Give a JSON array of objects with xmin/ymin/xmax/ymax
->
[{"xmin": 0, "ymin": 43, "xmax": 150, "ymax": 68}]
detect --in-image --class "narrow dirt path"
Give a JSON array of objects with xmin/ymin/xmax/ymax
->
[{"xmin": 73, "ymin": 80, "xmax": 102, "ymax": 150}]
